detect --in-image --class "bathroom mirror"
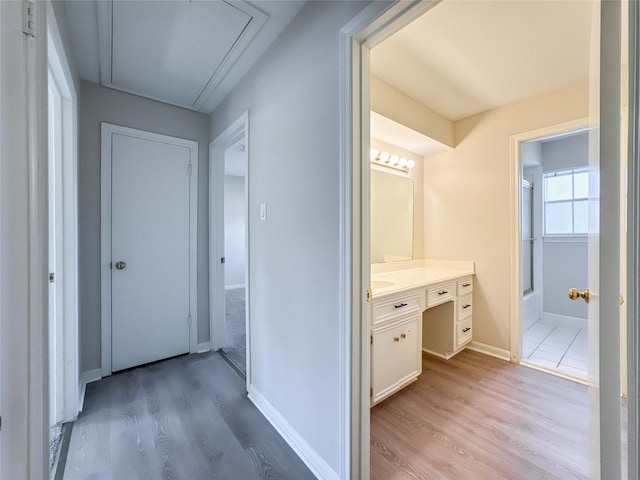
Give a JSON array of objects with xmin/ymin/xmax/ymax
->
[{"xmin": 371, "ymin": 169, "xmax": 414, "ymax": 263}]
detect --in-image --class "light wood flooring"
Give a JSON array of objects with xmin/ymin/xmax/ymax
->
[
  {"xmin": 371, "ymin": 349, "xmax": 591, "ymax": 480},
  {"xmin": 63, "ymin": 352, "xmax": 315, "ymax": 480}
]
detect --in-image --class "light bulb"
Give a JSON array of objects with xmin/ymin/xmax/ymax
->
[
  {"xmin": 379, "ymin": 151, "xmax": 390, "ymax": 162},
  {"xmin": 407, "ymin": 159, "xmax": 416, "ymax": 169},
  {"xmin": 370, "ymin": 149, "xmax": 379, "ymax": 161},
  {"xmin": 399, "ymin": 157, "xmax": 408, "ymax": 167},
  {"xmin": 390, "ymin": 155, "xmax": 399, "ymax": 165}
]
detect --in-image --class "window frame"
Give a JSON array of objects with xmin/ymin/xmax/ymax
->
[{"xmin": 542, "ymin": 167, "xmax": 589, "ymax": 237}]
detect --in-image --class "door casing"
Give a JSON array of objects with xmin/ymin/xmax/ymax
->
[
  {"xmin": 340, "ymin": 0, "xmax": 637, "ymax": 478},
  {"xmin": 209, "ymin": 111, "xmax": 251, "ymax": 384},
  {"xmin": 509, "ymin": 118, "xmax": 591, "ymax": 368},
  {"xmin": 100, "ymin": 123, "xmax": 198, "ymax": 377}
]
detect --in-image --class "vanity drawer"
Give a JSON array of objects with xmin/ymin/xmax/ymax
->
[
  {"xmin": 372, "ymin": 291, "xmax": 423, "ymax": 326},
  {"xmin": 426, "ymin": 282, "xmax": 455, "ymax": 307},
  {"xmin": 457, "ymin": 295, "xmax": 473, "ymax": 319},
  {"xmin": 457, "ymin": 277, "xmax": 473, "ymax": 296},
  {"xmin": 456, "ymin": 317, "xmax": 473, "ymax": 348}
]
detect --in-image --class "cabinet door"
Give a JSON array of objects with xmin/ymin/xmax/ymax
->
[{"xmin": 372, "ymin": 315, "xmax": 421, "ymax": 404}]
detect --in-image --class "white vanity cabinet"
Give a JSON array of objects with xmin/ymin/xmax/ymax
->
[
  {"xmin": 371, "ymin": 312, "xmax": 422, "ymax": 404},
  {"xmin": 370, "ymin": 263, "xmax": 474, "ymax": 406},
  {"xmin": 423, "ymin": 276, "xmax": 474, "ymax": 359}
]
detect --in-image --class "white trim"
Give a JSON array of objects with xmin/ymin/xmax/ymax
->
[
  {"xmin": 543, "ymin": 235, "xmax": 588, "ymax": 243},
  {"xmin": 627, "ymin": 1, "xmax": 640, "ymax": 474},
  {"xmin": 466, "ymin": 342, "xmax": 511, "ymax": 362},
  {"xmin": 47, "ymin": 6, "xmax": 81, "ymax": 423},
  {"xmin": 541, "ymin": 312, "xmax": 588, "ymax": 327},
  {"xmin": 96, "ymin": 1, "xmax": 267, "ymax": 112},
  {"xmin": 509, "ymin": 118, "xmax": 590, "ymax": 364},
  {"xmin": 225, "ymin": 283, "xmax": 246, "ymax": 291},
  {"xmin": 339, "ymin": 2, "xmax": 443, "ymax": 478},
  {"xmin": 519, "ymin": 360, "xmax": 595, "ymax": 387},
  {"xmin": 197, "ymin": 342, "xmax": 211, "ymax": 353},
  {"xmin": 100, "ymin": 123, "xmax": 198, "ymax": 376},
  {"xmin": 209, "ymin": 112, "xmax": 250, "ymax": 387},
  {"xmin": 78, "ymin": 369, "xmax": 102, "ymax": 413},
  {"xmin": 0, "ymin": 3, "xmax": 48, "ymax": 474},
  {"xmin": 248, "ymin": 385, "xmax": 339, "ymax": 480}
]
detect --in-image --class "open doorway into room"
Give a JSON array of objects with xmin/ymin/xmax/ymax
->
[
  {"xmin": 353, "ymin": 0, "xmax": 630, "ymax": 478},
  {"xmin": 519, "ymin": 129, "xmax": 592, "ymax": 382},
  {"xmin": 47, "ymin": 19, "xmax": 80, "ymax": 474},
  {"xmin": 210, "ymin": 112, "xmax": 250, "ymax": 379},
  {"xmin": 48, "ymin": 67, "xmax": 65, "ymax": 473},
  {"xmin": 221, "ymin": 135, "xmax": 248, "ymax": 373}
]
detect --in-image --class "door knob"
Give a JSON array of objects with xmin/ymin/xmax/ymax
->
[
  {"xmin": 568, "ymin": 287, "xmax": 589, "ymax": 303},
  {"xmin": 115, "ymin": 261, "xmax": 126, "ymax": 270}
]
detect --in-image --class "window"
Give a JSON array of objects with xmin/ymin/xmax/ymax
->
[{"xmin": 543, "ymin": 168, "xmax": 589, "ymax": 235}]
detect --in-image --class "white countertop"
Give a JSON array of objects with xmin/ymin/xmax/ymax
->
[{"xmin": 371, "ymin": 259, "xmax": 474, "ymax": 299}]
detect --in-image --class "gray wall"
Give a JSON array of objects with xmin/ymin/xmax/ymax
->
[
  {"xmin": 209, "ymin": 1, "xmax": 367, "ymax": 475},
  {"xmin": 79, "ymin": 80, "xmax": 210, "ymax": 372},
  {"xmin": 541, "ymin": 132, "xmax": 588, "ymax": 319},
  {"xmin": 224, "ymin": 175, "xmax": 246, "ymax": 287},
  {"xmin": 51, "ymin": 1, "xmax": 81, "ymax": 94},
  {"xmin": 541, "ymin": 131, "xmax": 588, "ymax": 170}
]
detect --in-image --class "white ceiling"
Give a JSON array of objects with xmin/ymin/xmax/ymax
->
[
  {"xmin": 371, "ymin": 0, "xmax": 594, "ymax": 122},
  {"xmin": 63, "ymin": 0, "xmax": 305, "ymax": 113}
]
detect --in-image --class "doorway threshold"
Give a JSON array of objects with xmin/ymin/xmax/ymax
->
[
  {"xmin": 519, "ymin": 360, "xmax": 595, "ymax": 387},
  {"xmin": 220, "ymin": 349, "xmax": 246, "ymax": 381}
]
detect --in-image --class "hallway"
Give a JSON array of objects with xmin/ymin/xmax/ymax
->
[{"xmin": 63, "ymin": 352, "xmax": 314, "ymax": 479}]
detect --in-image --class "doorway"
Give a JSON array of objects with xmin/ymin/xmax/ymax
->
[
  {"xmin": 341, "ymin": 1, "xmax": 631, "ymax": 478},
  {"xmin": 519, "ymin": 129, "xmax": 592, "ymax": 382},
  {"xmin": 47, "ymin": 15, "xmax": 80, "ymax": 473},
  {"xmin": 222, "ymin": 135, "xmax": 248, "ymax": 372},
  {"xmin": 100, "ymin": 123, "xmax": 198, "ymax": 375},
  {"xmin": 209, "ymin": 112, "xmax": 250, "ymax": 379}
]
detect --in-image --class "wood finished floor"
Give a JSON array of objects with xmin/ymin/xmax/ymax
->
[
  {"xmin": 371, "ymin": 350, "xmax": 591, "ymax": 480},
  {"xmin": 63, "ymin": 352, "xmax": 315, "ymax": 480}
]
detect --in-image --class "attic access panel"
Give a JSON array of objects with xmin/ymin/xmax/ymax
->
[{"xmin": 98, "ymin": 0, "xmax": 266, "ymax": 110}]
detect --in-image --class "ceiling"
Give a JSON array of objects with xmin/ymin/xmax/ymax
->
[
  {"xmin": 64, "ymin": 0, "xmax": 305, "ymax": 113},
  {"xmin": 371, "ymin": 0, "xmax": 594, "ymax": 122}
]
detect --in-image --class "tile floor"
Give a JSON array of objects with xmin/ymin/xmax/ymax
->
[{"xmin": 522, "ymin": 315, "xmax": 591, "ymax": 380}]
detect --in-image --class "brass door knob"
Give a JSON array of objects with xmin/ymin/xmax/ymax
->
[
  {"xmin": 115, "ymin": 261, "xmax": 126, "ymax": 270},
  {"xmin": 568, "ymin": 287, "xmax": 589, "ymax": 303}
]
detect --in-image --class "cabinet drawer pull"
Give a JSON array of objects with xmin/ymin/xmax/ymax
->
[
  {"xmin": 393, "ymin": 337, "xmax": 400, "ymax": 342},
  {"xmin": 462, "ymin": 327, "xmax": 471, "ymax": 333},
  {"xmin": 462, "ymin": 283, "xmax": 471, "ymax": 287},
  {"xmin": 394, "ymin": 302, "xmax": 408, "ymax": 309},
  {"xmin": 401, "ymin": 333, "xmax": 407, "ymax": 339},
  {"xmin": 462, "ymin": 304, "xmax": 471, "ymax": 309},
  {"xmin": 438, "ymin": 291, "xmax": 448, "ymax": 296}
]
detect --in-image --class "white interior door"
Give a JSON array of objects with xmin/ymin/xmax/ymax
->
[
  {"xmin": 585, "ymin": 1, "xmax": 623, "ymax": 476},
  {"xmin": 109, "ymin": 129, "xmax": 193, "ymax": 372},
  {"xmin": 48, "ymin": 76, "xmax": 65, "ymax": 426}
]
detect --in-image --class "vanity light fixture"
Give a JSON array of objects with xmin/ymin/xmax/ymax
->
[{"xmin": 370, "ymin": 148, "xmax": 416, "ymax": 173}]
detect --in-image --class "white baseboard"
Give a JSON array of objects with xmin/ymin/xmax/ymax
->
[
  {"xmin": 225, "ymin": 284, "xmax": 246, "ymax": 291},
  {"xmin": 542, "ymin": 312, "xmax": 587, "ymax": 328},
  {"xmin": 248, "ymin": 385, "xmax": 338, "ymax": 480},
  {"xmin": 78, "ymin": 368, "xmax": 102, "ymax": 412},
  {"xmin": 197, "ymin": 342, "xmax": 212, "ymax": 353},
  {"xmin": 466, "ymin": 341, "xmax": 511, "ymax": 361}
]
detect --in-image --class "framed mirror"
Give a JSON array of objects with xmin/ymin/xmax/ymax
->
[{"xmin": 371, "ymin": 168, "xmax": 414, "ymax": 263}]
